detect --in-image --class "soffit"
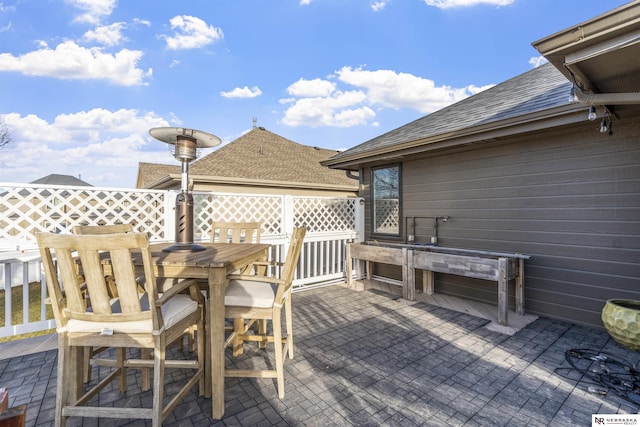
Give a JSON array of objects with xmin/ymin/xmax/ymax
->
[{"xmin": 532, "ymin": 1, "xmax": 640, "ymax": 97}]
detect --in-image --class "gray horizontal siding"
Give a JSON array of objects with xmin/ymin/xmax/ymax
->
[{"xmin": 368, "ymin": 118, "xmax": 640, "ymax": 328}]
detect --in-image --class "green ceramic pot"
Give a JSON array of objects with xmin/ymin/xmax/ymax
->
[{"xmin": 601, "ymin": 299, "xmax": 640, "ymax": 351}]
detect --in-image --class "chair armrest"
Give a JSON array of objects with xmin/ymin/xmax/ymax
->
[
  {"xmin": 156, "ymin": 278, "xmax": 204, "ymax": 306},
  {"xmin": 241, "ymin": 260, "xmax": 284, "ymax": 276},
  {"xmin": 248, "ymin": 261, "xmax": 284, "ymax": 267}
]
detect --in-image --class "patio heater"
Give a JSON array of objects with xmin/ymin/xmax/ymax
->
[{"xmin": 149, "ymin": 127, "xmax": 221, "ymax": 252}]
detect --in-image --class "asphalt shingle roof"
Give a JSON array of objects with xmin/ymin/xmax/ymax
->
[
  {"xmin": 137, "ymin": 127, "xmax": 357, "ymax": 190},
  {"xmin": 137, "ymin": 162, "xmax": 180, "ymax": 188},
  {"xmin": 327, "ymin": 63, "xmax": 572, "ymax": 163},
  {"xmin": 188, "ymin": 127, "xmax": 356, "ymax": 188},
  {"xmin": 30, "ymin": 174, "xmax": 93, "ymax": 187}
]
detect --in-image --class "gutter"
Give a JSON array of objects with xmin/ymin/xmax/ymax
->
[
  {"xmin": 189, "ymin": 174, "xmax": 358, "ymax": 191},
  {"xmin": 573, "ymin": 84, "xmax": 640, "ymax": 106}
]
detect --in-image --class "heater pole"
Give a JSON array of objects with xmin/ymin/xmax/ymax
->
[{"xmin": 149, "ymin": 127, "xmax": 221, "ymax": 252}]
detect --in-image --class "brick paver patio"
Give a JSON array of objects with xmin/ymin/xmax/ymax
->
[{"xmin": 1, "ymin": 285, "xmax": 638, "ymax": 426}]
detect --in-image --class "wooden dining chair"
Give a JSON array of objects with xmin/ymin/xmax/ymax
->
[
  {"xmin": 224, "ymin": 227, "xmax": 306, "ymax": 398},
  {"xmin": 211, "ymin": 221, "xmax": 261, "ymax": 244},
  {"xmin": 37, "ymin": 231, "xmax": 205, "ymax": 426},
  {"xmin": 71, "ymin": 224, "xmax": 156, "ymax": 389},
  {"xmin": 180, "ymin": 221, "xmax": 264, "ymax": 352}
]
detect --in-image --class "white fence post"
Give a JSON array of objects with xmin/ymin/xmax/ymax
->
[
  {"xmin": 164, "ymin": 190, "xmax": 178, "ymax": 243},
  {"xmin": 282, "ymin": 195, "xmax": 295, "ymax": 235},
  {"xmin": 3, "ymin": 262, "xmax": 11, "ymax": 327},
  {"xmin": 282, "ymin": 195, "xmax": 295, "ymax": 256},
  {"xmin": 355, "ymin": 197, "xmax": 365, "ymax": 243}
]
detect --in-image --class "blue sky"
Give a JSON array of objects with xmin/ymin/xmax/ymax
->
[{"xmin": 0, "ymin": 0, "xmax": 630, "ymax": 188}]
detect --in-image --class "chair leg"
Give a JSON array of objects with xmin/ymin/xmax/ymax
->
[
  {"xmin": 285, "ymin": 298, "xmax": 294, "ymax": 359},
  {"xmin": 188, "ymin": 326, "xmax": 195, "ymax": 352},
  {"xmin": 56, "ymin": 335, "xmax": 69, "ymax": 427},
  {"xmin": 258, "ymin": 320, "xmax": 267, "ymax": 349},
  {"xmin": 273, "ymin": 308, "xmax": 285, "ymax": 399},
  {"xmin": 141, "ymin": 349, "xmax": 151, "ymax": 391},
  {"xmin": 152, "ymin": 337, "xmax": 165, "ymax": 426},
  {"xmin": 197, "ymin": 314, "xmax": 206, "ymax": 396},
  {"xmin": 83, "ymin": 346, "xmax": 92, "ymax": 383},
  {"xmin": 117, "ymin": 348, "xmax": 127, "ymax": 392},
  {"xmin": 233, "ymin": 317, "xmax": 245, "ymax": 356}
]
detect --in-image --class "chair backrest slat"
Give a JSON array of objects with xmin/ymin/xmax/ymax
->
[
  {"xmin": 77, "ymin": 248, "xmax": 112, "ymax": 315},
  {"xmin": 211, "ymin": 221, "xmax": 261, "ymax": 244},
  {"xmin": 109, "ymin": 248, "xmax": 143, "ymax": 314}
]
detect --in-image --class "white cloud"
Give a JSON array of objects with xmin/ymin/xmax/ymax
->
[
  {"xmin": 280, "ymin": 66, "xmax": 493, "ymax": 128},
  {"xmin": 299, "ymin": 0, "xmax": 311, "ymax": 5},
  {"xmin": 82, "ymin": 22, "xmax": 127, "ymax": 47},
  {"xmin": 529, "ymin": 56, "xmax": 548, "ymax": 68},
  {"xmin": 0, "ymin": 3, "xmax": 16, "ymax": 12},
  {"xmin": 133, "ymin": 18, "xmax": 151, "ymax": 27},
  {"xmin": 65, "ymin": 0, "xmax": 117, "ymax": 24},
  {"xmin": 0, "ymin": 40, "xmax": 150, "ymax": 86},
  {"xmin": 221, "ymin": 86, "xmax": 262, "ymax": 99},
  {"xmin": 281, "ymin": 89, "xmax": 373, "ymax": 127},
  {"xmin": 287, "ymin": 78, "xmax": 336, "ymax": 97},
  {"xmin": 0, "ymin": 109, "xmax": 171, "ymax": 187},
  {"xmin": 423, "ymin": 0, "xmax": 513, "ymax": 8},
  {"xmin": 336, "ymin": 66, "xmax": 470, "ymax": 113},
  {"xmin": 163, "ymin": 15, "xmax": 223, "ymax": 50},
  {"xmin": 371, "ymin": 1, "xmax": 390, "ymax": 12}
]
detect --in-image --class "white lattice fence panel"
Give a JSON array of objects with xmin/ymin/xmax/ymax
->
[
  {"xmin": 294, "ymin": 197, "xmax": 357, "ymax": 233},
  {"xmin": 0, "ymin": 184, "xmax": 166, "ymax": 243},
  {"xmin": 194, "ymin": 193, "xmax": 283, "ymax": 239}
]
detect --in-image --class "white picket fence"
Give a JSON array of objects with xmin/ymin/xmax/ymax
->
[{"xmin": 0, "ymin": 182, "xmax": 364, "ymax": 338}]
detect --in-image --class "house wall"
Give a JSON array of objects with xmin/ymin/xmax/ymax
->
[{"xmin": 362, "ymin": 117, "xmax": 640, "ymax": 328}]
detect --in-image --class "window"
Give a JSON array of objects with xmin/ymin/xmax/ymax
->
[{"xmin": 372, "ymin": 165, "xmax": 401, "ymax": 236}]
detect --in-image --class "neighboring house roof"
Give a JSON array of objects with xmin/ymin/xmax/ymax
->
[
  {"xmin": 140, "ymin": 127, "xmax": 357, "ymax": 191},
  {"xmin": 136, "ymin": 162, "xmax": 180, "ymax": 189},
  {"xmin": 30, "ymin": 174, "xmax": 93, "ymax": 186},
  {"xmin": 323, "ymin": 63, "xmax": 580, "ymax": 170}
]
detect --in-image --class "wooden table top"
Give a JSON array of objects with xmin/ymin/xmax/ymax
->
[{"xmin": 144, "ymin": 242, "xmax": 271, "ymax": 268}]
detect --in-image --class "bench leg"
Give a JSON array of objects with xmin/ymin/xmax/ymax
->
[{"xmin": 498, "ymin": 258, "xmax": 508, "ymax": 326}]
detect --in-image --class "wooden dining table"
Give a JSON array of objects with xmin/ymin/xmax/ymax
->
[{"xmin": 105, "ymin": 242, "xmax": 271, "ymax": 420}]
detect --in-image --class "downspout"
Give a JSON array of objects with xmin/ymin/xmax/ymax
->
[{"xmin": 346, "ymin": 170, "xmax": 359, "ymax": 180}]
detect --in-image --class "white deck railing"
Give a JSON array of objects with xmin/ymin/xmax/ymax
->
[{"xmin": 0, "ymin": 182, "xmax": 364, "ymax": 339}]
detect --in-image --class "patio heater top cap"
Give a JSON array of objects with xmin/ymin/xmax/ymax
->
[{"xmin": 149, "ymin": 127, "xmax": 221, "ymax": 161}]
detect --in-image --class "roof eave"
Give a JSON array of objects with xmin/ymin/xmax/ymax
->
[
  {"xmin": 145, "ymin": 174, "xmax": 179, "ymax": 190},
  {"xmin": 323, "ymin": 104, "xmax": 584, "ymax": 169},
  {"xmin": 189, "ymin": 175, "xmax": 358, "ymax": 191},
  {"xmin": 532, "ymin": 1, "xmax": 640, "ymax": 90}
]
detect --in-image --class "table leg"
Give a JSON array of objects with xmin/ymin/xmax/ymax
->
[{"xmin": 209, "ymin": 267, "xmax": 227, "ymax": 420}]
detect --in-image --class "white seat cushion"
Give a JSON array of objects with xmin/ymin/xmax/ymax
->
[
  {"xmin": 66, "ymin": 294, "xmax": 198, "ymax": 334},
  {"xmin": 225, "ymin": 280, "xmax": 277, "ymax": 308}
]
